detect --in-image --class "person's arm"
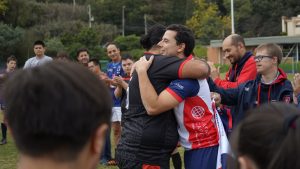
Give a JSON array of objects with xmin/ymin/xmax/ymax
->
[
  {"xmin": 214, "ymin": 57, "xmax": 257, "ymax": 89},
  {"xmin": 207, "ymin": 77, "xmax": 239, "ymax": 106},
  {"xmin": 135, "ymin": 56, "xmax": 179, "ymax": 115},
  {"xmin": 279, "ymin": 80, "xmax": 294, "ymax": 104},
  {"xmin": 113, "ymin": 76, "xmax": 128, "ymax": 98},
  {"xmin": 180, "ymin": 58, "xmax": 210, "ymax": 80},
  {"xmin": 114, "ymin": 85, "xmax": 123, "ymax": 98}
]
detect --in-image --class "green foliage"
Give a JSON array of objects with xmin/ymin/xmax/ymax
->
[
  {"xmin": 113, "ymin": 35, "xmax": 143, "ymax": 60},
  {"xmin": 187, "ymin": 0, "xmax": 231, "ymax": 44},
  {"xmin": 193, "ymin": 44, "xmax": 207, "ymax": 59},
  {"xmin": 279, "ymin": 63, "xmax": 300, "ymax": 73},
  {"xmin": 45, "ymin": 37, "xmax": 65, "ymax": 57},
  {"xmin": 77, "ymin": 27, "xmax": 101, "ymax": 47},
  {"xmin": 223, "ymin": 0, "xmax": 300, "ymax": 37},
  {"xmin": 0, "ymin": 0, "xmax": 8, "ymax": 13},
  {"xmin": 59, "ymin": 24, "xmax": 117, "ymax": 60},
  {"xmin": 128, "ymin": 48, "xmax": 144, "ymax": 60},
  {"xmin": 215, "ymin": 63, "xmax": 230, "ymax": 73},
  {"xmin": 0, "ymin": 23, "xmax": 24, "ymax": 62},
  {"xmin": 114, "ymin": 35, "xmax": 141, "ymax": 51}
]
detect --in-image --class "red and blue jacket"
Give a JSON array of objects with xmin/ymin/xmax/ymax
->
[{"xmin": 214, "ymin": 51, "xmax": 257, "ymax": 88}]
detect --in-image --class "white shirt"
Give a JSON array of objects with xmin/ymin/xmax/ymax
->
[{"xmin": 23, "ymin": 55, "xmax": 53, "ymax": 69}]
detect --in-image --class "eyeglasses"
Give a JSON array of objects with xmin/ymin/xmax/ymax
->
[{"xmin": 254, "ymin": 55, "xmax": 274, "ymax": 62}]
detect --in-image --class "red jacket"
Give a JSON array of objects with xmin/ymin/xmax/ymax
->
[{"xmin": 214, "ymin": 51, "xmax": 257, "ymax": 89}]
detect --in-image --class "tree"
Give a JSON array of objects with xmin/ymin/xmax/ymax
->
[
  {"xmin": 0, "ymin": 0, "xmax": 7, "ymax": 14},
  {"xmin": 45, "ymin": 37, "xmax": 65, "ymax": 57},
  {"xmin": 187, "ymin": 0, "xmax": 230, "ymax": 44},
  {"xmin": 113, "ymin": 34, "xmax": 143, "ymax": 60},
  {"xmin": 0, "ymin": 23, "xmax": 24, "ymax": 63},
  {"xmin": 223, "ymin": 0, "xmax": 300, "ymax": 37}
]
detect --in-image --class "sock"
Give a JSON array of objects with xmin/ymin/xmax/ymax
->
[
  {"xmin": 1, "ymin": 123, "xmax": 7, "ymax": 140},
  {"xmin": 171, "ymin": 152, "xmax": 182, "ymax": 169}
]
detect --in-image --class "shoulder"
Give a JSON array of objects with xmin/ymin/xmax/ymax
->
[
  {"xmin": 24, "ymin": 57, "xmax": 36, "ymax": 64},
  {"xmin": 26, "ymin": 57, "xmax": 35, "ymax": 62},
  {"xmin": 45, "ymin": 56, "xmax": 53, "ymax": 60},
  {"xmin": 243, "ymin": 57, "xmax": 256, "ymax": 68},
  {"xmin": 281, "ymin": 79, "xmax": 293, "ymax": 90},
  {"xmin": 152, "ymin": 55, "xmax": 182, "ymax": 62},
  {"xmin": 170, "ymin": 79, "xmax": 199, "ymax": 89}
]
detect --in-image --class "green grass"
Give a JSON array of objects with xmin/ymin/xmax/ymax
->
[{"xmin": 0, "ymin": 112, "xmax": 183, "ymax": 169}]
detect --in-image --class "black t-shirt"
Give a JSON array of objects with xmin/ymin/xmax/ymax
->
[{"xmin": 117, "ymin": 54, "xmax": 186, "ymax": 166}]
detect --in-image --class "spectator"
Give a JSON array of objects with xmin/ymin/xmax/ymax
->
[
  {"xmin": 209, "ymin": 34, "xmax": 257, "ymax": 88},
  {"xmin": 4, "ymin": 62, "xmax": 111, "ymax": 169},
  {"xmin": 208, "ymin": 34, "xmax": 257, "ymax": 136},
  {"xmin": 23, "ymin": 40, "xmax": 52, "ymax": 68},
  {"xmin": 76, "ymin": 48, "xmax": 90, "ymax": 67},
  {"xmin": 114, "ymin": 54, "xmax": 134, "ymax": 118},
  {"xmin": 0, "ymin": 55, "xmax": 17, "ymax": 145},
  {"xmin": 104, "ymin": 42, "xmax": 125, "ymax": 166},
  {"xmin": 88, "ymin": 58, "xmax": 109, "ymax": 81}
]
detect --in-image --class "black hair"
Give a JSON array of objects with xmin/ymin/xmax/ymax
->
[
  {"xmin": 121, "ymin": 53, "xmax": 134, "ymax": 61},
  {"xmin": 89, "ymin": 58, "xmax": 99, "ymax": 65},
  {"xmin": 7, "ymin": 55, "xmax": 17, "ymax": 63},
  {"xmin": 88, "ymin": 58, "xmax": 101, "ymax": 68},
  {"xmin": 166, "ymin": 24, "xmax": 195, "ymax": 57},
  {"xmin": 76, "ymin": 48, "xmax": 89, "ymax": 58},
  {"xmin": 140, "ymin": 24, "xmax": 166, "ymax": 50},
  {"xmin": 34, "ymin": 40, "xmax": 45, "ymax": 47},
  {"xmin": 55, "ymin": 51, "xmax": 70, "ymax": 61},
  {"xmin": 4, "ymin": 61, "xmax": 112, "ymax": 161},
  {"xmin": 229, "ymin": 103, "xmax": 300, "ymax": 169},
  {"xmin": 105, "ymin": 42, "xmax": 120, "ymax": 50}
]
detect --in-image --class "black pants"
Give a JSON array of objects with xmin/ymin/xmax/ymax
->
[{"xmin": 1, "ymin": 123, "xmax": 7, "ymax": 140}]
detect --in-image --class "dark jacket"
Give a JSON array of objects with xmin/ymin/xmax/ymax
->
[{"xmin": 209, "ymin": 68, "xmax": 293, "ymax": 127}]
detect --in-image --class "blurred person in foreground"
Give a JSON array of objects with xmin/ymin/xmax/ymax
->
[
  {"xmin": 4, "ymin": 61, "xmax": 111, "ymax": 169},
  {"xmin": 229, "ymin": 102, "xmax": 300, "ymax": 169}
]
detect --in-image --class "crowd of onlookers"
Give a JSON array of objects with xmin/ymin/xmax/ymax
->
[{"xmin": 0, "ymin": 24, "xmax": 300, "ymax": 169}]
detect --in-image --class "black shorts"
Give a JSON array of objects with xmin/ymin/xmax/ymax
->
[{"xmin": 116, "ymin": 155, "xmax": 169, "ymax": 169}]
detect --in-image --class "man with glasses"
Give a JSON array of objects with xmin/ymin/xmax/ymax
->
[{"xmin": 208, "ymin": 43, "xmax": 293, "ymax": 127}]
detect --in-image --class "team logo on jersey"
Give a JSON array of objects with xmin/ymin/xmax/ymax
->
[
  {"xmin": 283, "ymin": 96, "xmax": 291, "ymax": 103},
  {"xmin": 191, "ymin": 106, "xmax": 205, "ymax": 119}
]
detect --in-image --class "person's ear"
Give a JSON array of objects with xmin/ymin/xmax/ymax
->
[
  {"xmin": 237, "ymin": 42, "xmax": 243, "ymax": 49},
  {"xmin": 92, "ymin": 124, "xmax": 109, "ymax": 154},
  {"xmin": 238, "ymin": 156, "xmax": 258, "ymax": 169},
  {"xmin": 177, "ymin": 43, "xmax": 186, "ymax": 53},
  {"xmin": 273, "ymin": 56, "xmax": 278, "ymax": 65}
]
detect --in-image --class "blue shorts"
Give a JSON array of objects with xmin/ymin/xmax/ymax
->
[{"xmin": 184, "ymin": 145, "xmax": 218, "ymax": 169}]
